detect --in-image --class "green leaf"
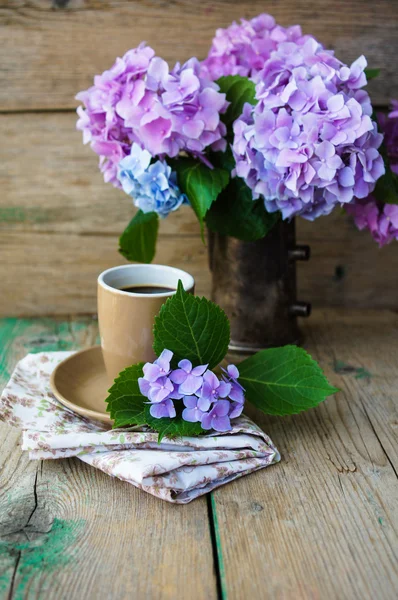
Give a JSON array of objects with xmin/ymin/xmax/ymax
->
[
  {"xmin": 144, "ymin": 405, "xmax": 203, "ymax": 442},
  {"xmin": 238, "ymin": 346, "xmax": 338, "ymax": 416},
  {"xmin": 206, "ymin": 177, "xmax": 280, "ymax": 241},
  {"xmin": 106, "ymin": 363, "xmax": 148, "ymax": 428},
  {"xmin": 172, "ymin": 158, "xmax": 229, "ymax": 234},
  {"xmin": 208, "ymin": 145, "xmax": 236, "ymax": 174},
  {"xmin": 372, "ymin": 143, "xmax": 398, "ymax": 205},
  {"xmin": 365, "ymin": 68, "xmax": 380, "ymax": 81},
  {"xmin": 216, "ymin": 75, "xmax": 256, "ymax": 126},
  {"xmin": 153, "ymin": 280, "xmax": 230, "ymax": 369},
  {"xmin": 119, "ymin": 210, "xmax": 159, "ymax": 263}
]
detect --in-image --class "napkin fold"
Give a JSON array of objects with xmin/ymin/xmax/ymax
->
[{"xmin": 0, "ymin": 352, "xmax": 280, "ymax": 503}]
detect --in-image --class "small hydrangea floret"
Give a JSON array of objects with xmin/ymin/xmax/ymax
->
[{"xmin": 138, "ymin": 350, "xmax": 245, "ymax": 432}]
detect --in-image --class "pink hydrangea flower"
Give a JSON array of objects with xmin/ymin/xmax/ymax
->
[
  {"xmin": 76, "ymin": 44, "xmax": 228, "ymax": 187},
  {"xmin": 346, "ymin": 198, "xmax": 398, "ymax": 247},
  {"xmin": 202, "ymin": 13, "xmax": 309, "ymax": 80}
]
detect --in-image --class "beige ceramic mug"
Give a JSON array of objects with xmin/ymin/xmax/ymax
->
[{"xmin": 98, "ymin": 264, "xmax": 195, "ymax": 383}]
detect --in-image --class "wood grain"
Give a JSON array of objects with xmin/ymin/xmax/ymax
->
[
  {"xmin": 0, "ymin": 232, "xmax": 210, "ymax": 316},
  {"xmin": 0, "ymin": 0, "xmax": 397, "ymax": 110},
  {"xmin": 0, "ymin": 317, "xmax": 217, "ymax": 600},
  {"xmin": 1, "ymin": 112, "xmax": 398, "ymax": 316},
  {"xmin": 214, "ymin": 309, "xmax": 398, "ymax": 600}
]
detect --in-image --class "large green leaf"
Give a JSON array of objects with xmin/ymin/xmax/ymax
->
[
  {"xmin": 216, "ymin": 75, "xmax": 256, "ymax": 126},
  {"xmin": 208, "ymin": 145, "xmax": 236, "ymax": 174},
  {"xmin": 119, "ymin": 210, "xmax": 159, "ymax": 263},
  {"xmin": 206, "ymin": 177, "xmax": 280, "ymax": 241},
  {"xmin": 172, "ymin": 158, "xmax": 229, "ymax": 233},
  {"xmin": 238, "ymin": 346, "xmax": 338, "ymax": 416},
  {"xmin": 153, "ymin": 280, "xmax": 230, "ymax": 369},
  {"xmin": 144, "ymin": 405, "xmax": 203, "ymax": 442},
  {"xmin": 106, "ymin": 363, "xmax": 148, "ymax": 428}
]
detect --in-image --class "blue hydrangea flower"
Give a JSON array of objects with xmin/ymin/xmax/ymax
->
[{"xmin": 117, "ymin": 143, "xmax": 187, "ymax": 218}]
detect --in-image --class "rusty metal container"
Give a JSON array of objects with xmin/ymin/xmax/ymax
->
[{"xmin": 208, "ymin": 219, "xmax": 311, "ymax": 352}]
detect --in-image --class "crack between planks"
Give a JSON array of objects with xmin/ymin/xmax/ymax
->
[
  {"xmin": 7, "ymin": 551, "xmax": 21, "ymax": 600},
  {"xmin": 25, "ymin": 467, "xmax": 39, "ymax": 528},
  {"xmin": 5, "ymin": 464, "xmax": 41, "ymax": 599},
  {"xmin": 207, "ymin": 493, "xmax": 227, "ymax": 600},
  {"xmin": 360, "ymin": 402, "xmax": 398, "ymax": 480}
]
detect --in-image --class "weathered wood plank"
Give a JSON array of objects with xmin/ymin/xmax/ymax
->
[
  {"xmin": 0, "ymin": 0, "xmax": 396, "ymax": 110},
  {"xmin": 214, "ymin": 309, "xmax": 398, "ymax": 600},
  {"xmin": 0, "ymin": 232, "xmax": 210, "ymax": 316},
  {"xmin": 0, "ymin": 113, "xmax": 198, "ymax": 237},
  {"xmin": 2, "ymin": 222, "xmax": 398, "ymax": 316},
  {"xmin": 1, "ymin": 112, "xmax": 398, "ymax": 316},
  {"xmin": 0, "ymin": 317, "xmax": 217, "ymax": 600}
]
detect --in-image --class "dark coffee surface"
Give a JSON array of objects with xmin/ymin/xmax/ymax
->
[{"xmin": 120, "ymin": 285, "xmax": 176, "ymax": 294}]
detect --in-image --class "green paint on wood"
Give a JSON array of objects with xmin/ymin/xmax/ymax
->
[
  {"xmin": 0, "ymin": 207, "xmax": 49, "ymax": 225},
  {"xmin": 0, "ymin": 319, "xmax": 29, "ymax": 382},
  {"xmin": 0, "ymin": 317, "xmax": 96, "ymax": 391},
  {"xmin": 210, "ymin": 493, "xmax": 228, "ymax": 600},
  {"xmin": 0, "ymin": 518, "xmax": 85, "ymax": 599},
  {"xmin": 333, "ymin": 360, "xmax": 372, "ymax": 380}
]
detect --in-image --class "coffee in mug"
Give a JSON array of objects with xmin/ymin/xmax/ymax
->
[{"xmin": 97, "ymin": 264, "xmax": 195, "ymax": 383}]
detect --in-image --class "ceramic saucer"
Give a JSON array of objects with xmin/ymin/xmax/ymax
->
[{"xmin": 50, "ymin": 346, "xmax": 112, "ymax": 424}]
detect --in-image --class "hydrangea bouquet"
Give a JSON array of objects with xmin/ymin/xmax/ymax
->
[
  {"xmin": 106, "ymin": 281, "xmax": 337, "ymax": 439},
  {"xmin": 77, "ymin": 13, "xmax": 398, "ymax": 257}
]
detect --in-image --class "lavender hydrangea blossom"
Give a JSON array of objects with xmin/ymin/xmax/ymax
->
[
  {"xmin": 346, "ymin": 198, "xmax": 398, "ymax": 247},
  {"xmin": 346, "ymin": 102, "xmax": 398, "ymax": 246},
  {"xmin": 76, "ymin": 44, "xmax": 228, "ymax": 188},
  {"xmin": 202, "ymin": 13, "xmax": 309, "ymax": 80},
  {"xmin": 231, "ymin": 36, "xmax": 385, "ymax": 221},
  {"xmin": 138, "ymin": 350, "xmax": 245, "ymax": 432}
]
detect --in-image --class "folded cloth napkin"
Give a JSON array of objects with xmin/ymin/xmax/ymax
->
[{"xmin": 0, "ymin": 352, "xmax": 280, "ymax": 504}]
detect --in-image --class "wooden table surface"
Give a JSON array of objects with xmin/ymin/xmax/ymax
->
[{"xmin": 0, "ymin": 310, "xmax": 398, "ymax": 600}]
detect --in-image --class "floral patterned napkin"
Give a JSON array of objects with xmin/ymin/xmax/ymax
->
[{"xmin": 0, "ymin": 352, "xmax": 280, "ymax": 504}]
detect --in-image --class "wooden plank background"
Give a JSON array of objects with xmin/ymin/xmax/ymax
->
[{"xmin": 0, "ymin": 1, "xmax": 397, "ymax": 316}]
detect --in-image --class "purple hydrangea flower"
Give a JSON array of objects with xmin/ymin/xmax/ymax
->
[
  {"xmin": 201, "ymin": 400, "xmax": 232, "ymax": 432},
  {"xmin": 138, "ymin": 350, "xmax": 246, "ymax": 432},
  {"xmin": 378, "ymin": 104, "xmax": 398, "ymax": 174},
  {"xmin": 142, "ymin": 349, "xmax": 172, "ymax": 382},
  {"xmin": 169, "ymin": 359, "xmax": 208, "ymax": 395},
  {"xmin": 232, "ymin": 36, "xmax": 384, "ymax": 221},
  {"xmin": 346, "ymin": 198, "xmax": 398, "ymax": 247},
  {"xmin": 150, "ymin": 399, "xmax": 176, "ymax": 419},
  {"xmin": 182, "ymin": 395, "xmax": 210, "ymax": 423},
  {"xmin": 202, "ymin": 13, "xmax": 309, "ymax": 80},
  {"xmin": 118, "ymin": 144, "xmax": 187, "ymax": 218},
  {"xmin": 221, "ymin": 365, "xmax": 245, "ymax": 403},
  {"xmin": 346, "ymin": 102, "xmax": 398, "ymax": 246},
  {"xmin": 389, "ymin": 100, "xmax": 398, "ymax": 120},
  {"xmin": 199, "ymin": 370, "xmax": 231, "ymax": 403},
  {"xmin": 76, "ymin": 44, "xmax": 228, "ymax": 188}
]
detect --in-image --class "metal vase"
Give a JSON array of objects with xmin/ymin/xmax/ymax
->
[{"xmin": 208, "ymin": 219, "xmax": 311, "ymax": 353}]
